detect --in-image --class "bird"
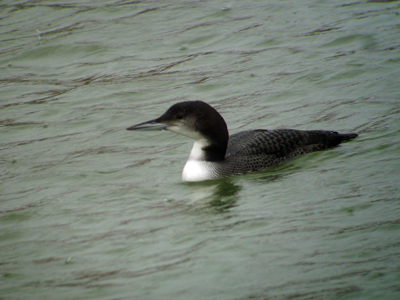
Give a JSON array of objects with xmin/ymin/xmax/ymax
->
[{"xmin": 127, "ymin": 101, "xmax": 358, "ymax": 182}]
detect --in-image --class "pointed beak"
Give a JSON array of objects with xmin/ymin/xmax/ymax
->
[{"xmin": 126, "ymin": 118, "xmax": 168, "ymax": 131}]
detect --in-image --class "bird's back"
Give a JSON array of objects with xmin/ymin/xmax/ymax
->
[{"xmin": 220, "ymin": 129, "xmax": 357, "ymax": 176}]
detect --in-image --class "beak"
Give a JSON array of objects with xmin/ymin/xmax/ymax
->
[{"xmin": 126, "ymin": 118, "xmax": 168, "ymax": 131}]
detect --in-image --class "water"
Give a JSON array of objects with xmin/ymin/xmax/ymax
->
[{"xmin": 1, "ymin": 0, "xmax": 400, "ymax": 299}]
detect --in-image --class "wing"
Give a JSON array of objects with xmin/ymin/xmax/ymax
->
[
  {"xmin": 214, "ymin": 129, "xmax": 358, "ymax": 177},
  {"xmin": 226, "ymin": 129, "xmax": 357, "ymax": 159}
]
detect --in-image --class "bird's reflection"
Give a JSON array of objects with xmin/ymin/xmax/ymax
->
[
  {"xmin": 207, "ymin": 179, "xmax": 242, "ymax": 212},
  {"xmin": 183, "ymin": 167, "xmax": 293, "ymax": 213},
  {"xmin": 184, "ymin": 178, "xmax": 241, "ymax": 213}
]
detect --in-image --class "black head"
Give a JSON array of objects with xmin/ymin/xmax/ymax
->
[
  {"xmin": 159, "ymin": 101, "xmax": 227, "ymax": 137},
  {"xmin": 127, "ymin": 101, "xmax": 229, "ymax": 161}
]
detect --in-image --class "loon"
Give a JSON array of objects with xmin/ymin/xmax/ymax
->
[{"xmin": 127, "ymin": 101, "xmax": 358, "ymax": 182}]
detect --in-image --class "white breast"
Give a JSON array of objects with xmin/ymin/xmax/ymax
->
[
  {"xmin": 182, "ymin": 160, "xmax": 217, "ymax": 182},
  {"xmin": 181, "ymin": 140, "xmax": 220, "ymax": 182}
]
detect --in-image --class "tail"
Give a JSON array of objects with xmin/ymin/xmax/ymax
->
[
  {"xmin": 306, "ymin": 130, "xmax": 358, "ymax": 148},
  {"xmin": 338, "ymin": 132, "xmax": 358, "ymax": 141},
  {"xmin": 327, "ymin": 131, "xmax": 358, "ymax": 147}
]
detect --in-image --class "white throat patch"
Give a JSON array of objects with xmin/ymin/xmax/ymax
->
[{"xmin": 187, "ymin": 139, "xmax": 209, "ymax": 161}]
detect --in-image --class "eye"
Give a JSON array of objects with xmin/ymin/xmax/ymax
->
[{"xmin": 176, "ymin": 114, "xmax": 184, "ymax": 119}]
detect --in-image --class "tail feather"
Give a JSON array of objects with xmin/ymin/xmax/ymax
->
[
  {"xmin": 327, "ymin": 131, "xmax": 358, "ymax": 147},
  {"xmin": 339, "ymin": 133, "xmax": 358, "ymax": 141},
  {"xmin": 305, "ymin": 130, "xmax": 358, "ymax": 148}
]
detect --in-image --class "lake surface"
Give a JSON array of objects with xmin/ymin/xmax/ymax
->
[{"xmin": 1, "ymin": 0, "xmax": 400, "ymax": 299}]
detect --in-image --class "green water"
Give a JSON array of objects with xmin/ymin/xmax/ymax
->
[{"xmin": 1, "ymin": 1, "xmax": 400, "ymax": 299}]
